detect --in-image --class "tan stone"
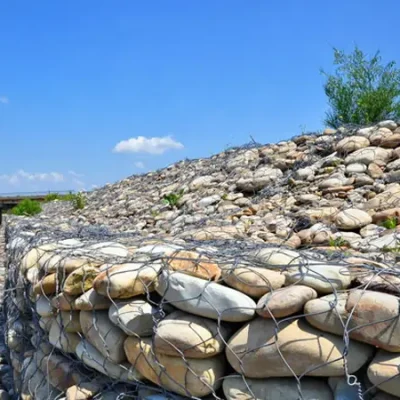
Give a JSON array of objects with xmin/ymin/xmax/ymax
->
[
  {"xmin": 223, "ymin": 266, "xmax": 285, "ymax": 298},
  {"xmin": 344, "ymin": 147, "xmax": 392, "ymax": 166},
  {"xmin": 66, "ymin": 381, "xmax": 103, "ymax": 400},
  {"xmin": 56, "ymin": 311, "xmax": 82, "ymax": 332},
  {"xmin": 80, "ymin": 310, "xmax": 127, "ymax": 363},
  {"xmin": 36, "ymin": 295, "xmax": 55, "ymax": 317},
  {"xmin": 335, "ymin": 209, "xmax": 372, "ymax": 230},
  {"xmin": 223, "ymin": 376, "xmax": 333, "ymax": 400},
  {"xmin": 33, "ymin": 273, "xmax": 63, "ymax": 295},
  {"xmin": 381, "ymin": 133, "xmax": 400, "ymax": 148},
  {"xmin": 49, "ymin": 319, "xmax": 80, "ymax": 353},
  {"xmin": 368, "ymin": 351, "xmax": 400, "ymax": 397},
  {"xmin": 75, "ymin": 340, "xmax": 142, "ymax": 382},
  {"xmin": 74, "ymin": 288, "xmax": 112, "ymax": 310},
  {"xmin": 257, "ymin": 285, "xmax": 317, "ymax": 318},
  {"xmin": 124, "ymin": 336, "xmax": 225, "ymax": 397},
  {"xmin": 154, "ymin": 310, "xmax": 231, "ymax": 358},
  {"xmin": 302, "ymin": 207, "xmax": 339, "ymax": 223},
  {"xmin": 336, "ymin": 136, "xmax": 370, "ymax": 153},
  {"xmin": 165, "ymin": 250, "xmax": 221, "ymax": 281},
  {"xmin": 368, "ymin": 162, "xmax": 384, "ymax": 178},
  {"xmin": 93, "ymin": 262, "xmax": 161, "ymax": 299},
  {"xmin": 363, "ymin": 184, "xmax": 400, "ymax": 211},
  {"xmin": 305, "ymin": 290, "xmax": 400, "ymax": 351},
  {"xmin": 372, "ymin": 208, "xmax": 400, "ymax": 224},
  {"xmin": 63, "ymin": 265, "xmax": 99, "ymax": 295},
  {"xmin": 39, "ymin": 316, "xmax": 53, "ymax": 331},
  {"xmin": 226, "ymin": 318, "xmax": 373, "ymax": 378},
  {"xmin": 51, "ymin": 292, "xmax": 77, "ymax": 310}
]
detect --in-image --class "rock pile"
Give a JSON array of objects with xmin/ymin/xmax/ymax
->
[{"xmin": 3, "ymin": 120, "xmax": 400, "ymax": 399}]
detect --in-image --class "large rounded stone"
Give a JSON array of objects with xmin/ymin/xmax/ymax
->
[
  {"xmin": 80, "ymin": 310, "xmax": 127, "ymax": 364},
  {"xmin": 165, "ymin": 250, "xmax": 221, "ymax": 281},
  {"xmin": 56, "ymin": 311, "xmax": 82, "ymax": 333},
  {"xmin": 124, "ymin": 336, "xmax": 225, "ymax": 397},
  {"xmin": 335, "ymin": 209, "xmax": 372, "ymax": 230},
  {"xmin": 336, "ymin": 136, "xmax": 370, "ymax": 154},
  {"xmin": 156, "ymin": 271, "xmax": 256, "ymax": 322},
  {"xmin": 49, "ymin": 319, "xmax": 80, "ymax": 353},
  {"xmin": 36, "ymin": 295, "xmax": 55, "ymax": 317},
  {"xmin": 305, "ymin": 290, "xmax": 400, "ymax": 351},
  {"xmin": 33, "ymin": 273, "xmax": 61, "ymax": 295},
  {"xmin": 51, "ymin": 292, "xmax": 77, "ymax": 310},
  {"xmin": 344, "ymin": 147, "xmax": 392, "ymax": 166},
  {"xmin": 257, "ymin": 285, "xmax": 317, "ymax": 319},
  {"xmin": 108, "ymin": 299, "xmax": 157, "ymax": 337},
  {"xmin": 93, "ymin": 262, "xmax": 161, "ymax": 299},
  {"xmin": 74, "ymin": 288, "xmax": 112, "ymax": 310},
  {"xmin": 154, "ymin": 310, "xmax": 231, "ymax": 358},
  {"xmin": 75, "ymin": 340, "xmax": 142, "ymax": 382},
  {"xmin": 222, "ymin": 266, "xmax": 285, "ymax": 298},
  {"xmin": 223, "ymin": 376, "xmax": 333, "ymax": 400},
  {"xmin": 285, "ymin": 264, "xmax": 352, "ymax": 294},
  {"xmin": 63, "ymin": 265, "xmax": 99, "ymax": 295},
  {"xmin": 368, "ymin": 350, "xmax": 400, "ymax": 397},
  {"xmin": 226, "ymin": 318, "xmax": 373, "ymax": 378}
]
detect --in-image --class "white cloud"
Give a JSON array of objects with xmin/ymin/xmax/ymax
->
[
  {"xmin": 0, "ymin": 170, "xmax": 64, "ymax": 185},
  {"xmin": 0, "ymin": 96, "xmax": 9, "ymax": 104},
  {"xmin": 68, "ymin": 170, "xmax": 84, "ymax": 178},
  {"xmin": 134, "ymin": 161, "xmax": 145, "ymax": 169},
  {"xmin": 113, "ymin": 135, "xmax": 184, "ymax": 155}
]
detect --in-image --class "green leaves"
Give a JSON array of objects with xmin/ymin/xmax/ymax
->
[
  {"xmin": 322, "ymin": 46, "xmax": 400, "ymax": 128},
  {"xmin": 11, "ymin": 199, "xmax": 42, "ymax": 216},
  {"xmin": 163, "ymin": 189, "xmax": 184, "ymax": 208}
]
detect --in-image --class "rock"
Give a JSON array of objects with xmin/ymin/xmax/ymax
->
[
  {"xmin": 75, "ymin": 340, "xmax": 141, "ymax": 382},
  {"xmin": 368, "ymin": 162, "xmax": 384, "ymax": 178},
  {"xmin": 124, "ymin": 336, "xmax": 225, "ymax": 397},
  {"xmin": 363, "ymin": 184, "xmax": 400, "ymax": 211},
  {"xmin": 33, "ymin": 273, "xmax": 60, "ymax": 295},
  {"xmin": 256, "ymin": 285, "xmax": 317, "ymax": 319},
  {"xmin": 344, "ymin": 147, "xmax": 392, "ymax": 166},
  {"xmin": 236, "ymin": 167, "xmax": 283, "ymax": 192},
  {"xmin": 65, "ymin": 381, "xmax": 102, "ymax": 400},
  {"xmin": 51, "ymin": 292, "xmax": 77, "ymax": 310},
  {"xmin": 222, "ymin": 376, "xmax": 333, "ymax": 400},
  {"xmin": 368, "ymin": 350, "xmax": 400, "ymax": 397},
  {"xmin": 56, "ymin": 311, "xmax": 82, "ymax": 332},
  {"xmin": 36, "ymin": 295, "xmax": 55, "ymax": 317},
  {"xmin": 336, "ymin": 136, "xmax": 370, "ymax": 153},
  {"xmin": 377, "ymin": 120, "xmax": 397, "ymax": 130},
  {"xmin": 381, "ymin": 133, "xmax": 400, "ymax": 148},
  {"xmin": 222, "ymin": 265, "xmax": 285, "ymax": 298},
  {"xmin": 93, "ymin": 262, "xmax": 161, "ymax": 299},
  {"xmin": 285, "ymin": 263, "xmax": 352, "ymax": 294},
  {"xmin": 197, "ymin": 194, "xmax": 221, "ymax": 208},
  {"xmin": 0, "ymin": 390, "xmax": 9, "ymax": 400},
  {"xmin": 328, "ymin": 377, "xmax": 361, "ymax": 400},
  {"xmin": 305, "ymin": 290, "xmax": 400, "ymax": 351},
  {"xmin": 165, "ymin": 250, "xmax": 221, "ymax": 281},
  {"xmin": 335, "ymin": 209, "xmax": 372, "ymax": 230},
  {"xmin": 108, "ymin": 298, "xmax": 157, "ymax": 337},
  {"xmin": 39, "ymin": 316, "xmax": 53, "ymax": 331},
  {"xmin": 226, "ymin": 318, "xmax": 373, "ymax": 378},
  {"xmin": 49, "ymin": 319, "xmax": 80, "ymax": 353},
  {"xmin": 372, "ymin": 208, "xmax": 400, "ymax": 224},
  {"xmin": 74, "ymin": 288, "xmax": 112, "ymax": 310},
  {"xmin": 154, "ymin": 310, "xmax": 231, "ymax": 358},
  {"xmin": 346, "ymin": 163, "xmax": 367, "ymax": 174},
  {"xmin": 370, "ymin": 128, "xmax": 393, "ymax": 146},
  {"xmin": 302, "ymin": 207, "xmax": 339, "ymax": 223},
  {"xmin": 63, "ymin": 265, "xmax": 99, "ymax": 295},
  {"xmin": 80, "ymin": 310, "xmax": 127, "ymax": 363},
  {"xmin": 156, "ymin": 271, "xmax": 256, "ymax": 322}
]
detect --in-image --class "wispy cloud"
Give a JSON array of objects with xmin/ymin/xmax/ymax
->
[
  {"xmin": 0, "ymin": 96, "xmax": 9, "ymax": 104},
  {"xmin": 68, "ymin": 170, "xmax": 84, "ymax": 178},
  {"xmin": 134, "ymin": 161, "xmax": 145, "ymax": 169},
  {"xmin": 113, "ymin": 135, "xmax": 184, "ymax": 155},
  {"xmin": 0, "ymin": 169, "xmax": 65, "ymax": 186}
]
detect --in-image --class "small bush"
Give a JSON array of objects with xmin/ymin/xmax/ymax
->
[
  {"xmin": 72, "ymin": 192, "xmax": 86, "ymax": 210},
  {"xmin": 329, "ymin": 236, "xmax": 349, "ymax": 248},
  {"xmin": 322, "ymin": 46, "xmax": 400, "ymax": 128},
  {"xmin": 382, "ymin": 217, "xmax": 398, "ymax": 229},
  {"xmin": 163, "ymin": 190, "xmax": 184, "ymax": 208},
  {"xmin": 44, "ymin": 192, "xmax": 60, "ymax": 202},
  {"xmin": 11, "ymin": 199, "xmax": 42, "ymax": 216}
]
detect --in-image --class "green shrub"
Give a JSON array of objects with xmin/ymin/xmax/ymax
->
[
  {"xmin": 11, "ymin": 199, "xmax": 42, "ymax": 216},
  {"xmin": 382, "ymin": 217, "xmax": 398, "ymax": 229},
  {"xmin": 163, "ymin": 190, "xmax": 184, "ymax": 208},
  {"xmin": 321, "ymin": 46, "xmax": 400, "ymax": 128},
  {"xmin": 44, "ymin": 191, "xmax": 76, "ymax": 202},
  {"xmin": 328, "ymin": 236, "xmax": 349, "ymax": 248},
  {"xmin": 72, "ymin": 192, "xmax": 86, "ymax": 210}
]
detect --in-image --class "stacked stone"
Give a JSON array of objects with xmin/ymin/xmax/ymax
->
[{"xmin": 3, "ymin": 224, "xmax": 400, "ymax": 400}]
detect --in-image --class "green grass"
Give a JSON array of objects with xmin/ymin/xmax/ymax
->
[
  {"xmin": 163, "ymin": 190, "xmax": 184, "ymax": 208},
  {"xmin": 71, "ymin": 192, "xmax": 86, "ymax": 210},
  {"xmin": 329, "ymin": 237, "xmax": 349, "ymax": 248},
  {"xmin": 44, "ymin": 192, "xmax": 77, "ymax": 202},
  {"xmin": 11, "ymin": 199, "xmax": 42, "ymax": 216},
  {"xmin": 381, "ymin": 217, "xmax": 398, "ymax": 230}
]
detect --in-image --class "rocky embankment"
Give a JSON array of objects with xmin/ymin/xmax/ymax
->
[{"xmin": 3, "ymin": 120, "xmax": 400, "ymax": 399}]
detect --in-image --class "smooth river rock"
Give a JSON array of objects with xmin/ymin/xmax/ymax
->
[
  {"xmin": 222, "ymin": 265, "xmax": 285, "ymax": 298},
  {"xmin": 63, "ymin": 265, "xmax": 99, "ymax": 295},
  {"xmin": 223, "ymin": 375, "xmax": 333, "ymax": 400},
  {"xmin": 93, "ymin": 262, "xmax": 161, "ymax": 299},
  {"xmin": 225, "ymin": 318, "xmax": 373, "ymax": 378},
  {"xmin": 108, "ymin": 298, "xmax": 157, "ymax": 337},
  {"xmin": 49, "ymin": 319, "xmax": 80, "ymax": 353},
  {"xmin": 335, "ymin": 209, "xmax": 372, "ymax": 230},
  {"xmin": 80, "ymin": 310, "xmax": 127, "ymax": 364},
  {"xmin": 154, "ymin": 310, "xmax": 231, "ymax": 358},
  {"xmin": 368, "ymin": 350, "xmax": 400, "ymax": 397},
  {"xmin": 124, "ymin": 336, "xmax": 225, "ymax": 397},
  {"xmin": 156, "ymin": 271, "xmax": 256, "ymax": 322},
  {"xmin": 257, "ymin": 285, "xmax": 317, "ymax": 319},
  {"xmin": 74, "ymin": 288, "xmax": 112, "ymax": 310},
  {"xmin": 305, "ymin": 290, "xmax": 400, "ymax": 351}
]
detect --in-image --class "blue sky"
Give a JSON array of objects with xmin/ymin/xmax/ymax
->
[{"xmin": 1, "ymin": 0, "xmax": 399, "ymax": 193}]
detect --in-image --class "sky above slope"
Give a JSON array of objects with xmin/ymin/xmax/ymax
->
[{"xmin": 1, "ymin": 0, "xmax": 399, "ymax": 193}]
